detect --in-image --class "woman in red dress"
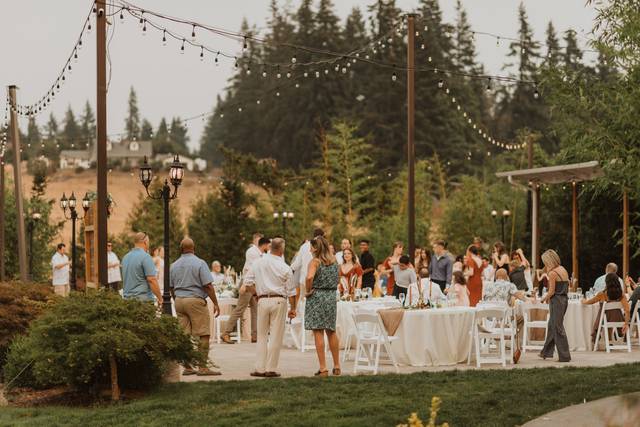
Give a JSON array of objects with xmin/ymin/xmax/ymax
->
[
  {"xmin": 465, "ymin": 245, "xmax": 484, "ymax": 306},
  {"xmin": 383, "ymin": 242, "xmax": 403, "ymax": 296},
  {"xmin": 338, "ymin": 248, "xmax": 363, "ymax": 297}
]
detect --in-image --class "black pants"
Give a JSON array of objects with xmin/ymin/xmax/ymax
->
[{"xmin": 431, "ymin": 279, "xmax": 446, "ymax": 292}]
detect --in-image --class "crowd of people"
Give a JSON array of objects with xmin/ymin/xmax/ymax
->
[{"xmin": 49, "ymin": 230, "xmax": 640, "ymax": 377}]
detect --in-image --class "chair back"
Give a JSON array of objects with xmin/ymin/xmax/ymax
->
[{"xmin": 352, "ymin": 312, "xmax": 382, "ymax": 339}]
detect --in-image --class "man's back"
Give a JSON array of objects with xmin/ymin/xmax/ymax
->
[
  {"xmin": 122, "ymin": 248, "xmax": 157, "ymax": 301},
  {"xmin": 170, "ymin": 253, "xmax": 211, "ymax": 299}
]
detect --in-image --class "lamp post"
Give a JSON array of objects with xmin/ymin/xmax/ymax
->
[
  {"xmin": 491, "ymin": 208, "xmax": 511, "ymax": 243},
  {"xmin": 60, "ymin": 192, "xmax": 90, "ymax": 291},
  {"xmin": 138, "ymin": 155, "xmax": 184, "ymax": 315},
  {"xmin": 273, "ymin": 211, "xmax": 294, "ymax": 242},
  {"xmin": 27, "ymin": 211, "xmax": 41, "ymax": 281}
]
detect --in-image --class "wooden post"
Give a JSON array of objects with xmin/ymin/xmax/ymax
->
[
  {"xmin": 0, "ymin": 158, "xmax": 5, "ymax": 281},
  {"xmin": 623, "ymin": 189, "xmax": 629, "ymax": 279},
  {"xmin": 8, "ymin": 86, "xmax": 28, "ymax": 282},
  {"xmin": 406, "ymin": 14, "xmax": 416, "ymax": 258},
  {"xmin": 531, "ymin": 183, "xmax": 539, "ymax": 273},
  {"xmin": 96, "ymin": 2, "xmax": 108, "ymax": 287},
  {"xmin": 571, "ymin": 181, "xmax": 579, "ymax": 286}
]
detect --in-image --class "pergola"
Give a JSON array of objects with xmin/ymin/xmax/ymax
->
[{"xmin": 496, "ymin": 161, "xmax": 605, "ymax": 282}]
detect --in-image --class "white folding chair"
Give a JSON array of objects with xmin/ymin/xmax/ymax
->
[
  {"xmin": 214, "ymin": 315, "xmax": 241, "ymax": 344},
  {"xmin": 631, "ymin": 303, "xmax": 640, "ymax": 346},
  {"xmin": 352, "ymin": 312, "xmax": 399, "ymax": 374},
  {"xmin": 467, "ymin": 307, "xmax": 509, "ymax": 367},
  {"xmin": 593, "ymin": 301, "xmax": 631, "ymax": 353},
  {"xmin": 521, "ymin": 303, "xmax": 549, "ymax": 354}
]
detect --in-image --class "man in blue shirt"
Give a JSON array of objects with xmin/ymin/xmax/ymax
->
[
  {"xmin": 429, "ymin": 240, "xmax": 453, "ymax": 292},
  {"xmin": 122, "ymin": 232, "xmax": 161, "ymax": 303},
  {"xmin": 170, "ymin": 237, "xmax": 221, "ymax": 376}
]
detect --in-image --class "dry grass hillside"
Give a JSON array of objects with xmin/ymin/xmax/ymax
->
[{"xmin": 6, "ymin": 164, "xmax": 243, "ymax": 245}]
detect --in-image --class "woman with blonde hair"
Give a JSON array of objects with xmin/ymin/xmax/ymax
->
[
  {"xmin": 539, "ymin": 249, "xmax": 571, "ymax": 362},
  {"xmin": 305, "ymin": 236, "xmax": 341, "ymax": 376}
]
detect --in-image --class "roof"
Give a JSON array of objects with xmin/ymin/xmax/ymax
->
[
  {"xmin": 60, "ymin": 149, "xmax": 91, "ymax": 160},
  {"xmin": 495, "ymin": 161, "xmax": 603, "ymax": 185},
  {"xmin": 89, "ymin": 140, "xmax": 153, "ymax": 161}
]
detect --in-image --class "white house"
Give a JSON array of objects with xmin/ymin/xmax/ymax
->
[
  {"xmin": 156, "ymin": 154, "xmax": 207, "ymax": 172},
  {"xmin": 59, "ymin": 140, "xmax": 153, "ymax": 170}
]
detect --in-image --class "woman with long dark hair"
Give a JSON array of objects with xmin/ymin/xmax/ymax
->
[
  {"xmin": 465, "ymin": 245, "xmax": 484, "ymax": 306},
  {"xmin": 383, "ymin": 242, "xmax": 403, "ymax": 296},
  {"xmin": 492, "ymin": 242, "xmax": 510, "ymax": 275},
  {"xmin": 583, "ymin": 272, "xmax": 630, "ymax": 344}
]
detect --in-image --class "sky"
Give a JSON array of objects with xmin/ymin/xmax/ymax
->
[{"xmin": 0, "ymin": 1, "xmax": 597, "ymax": 153}]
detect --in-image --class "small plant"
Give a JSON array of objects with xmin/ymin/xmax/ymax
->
[
  {"xmin": 3, "ymin": 291, "xmax": 202, "ymax": 400},
  {"xmin": 397, "ymin": 396, "xmax": 450, "ymax": 427}
]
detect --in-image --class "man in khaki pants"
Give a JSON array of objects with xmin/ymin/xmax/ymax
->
[
  {"xmin": 221, "ymin": 234, "xmax": 270, "ymax": 344},
  {"xmin": 243, "ymin": 238, "xmax": 297, "ymax": 378},
  {"xmin": 170, "ymin": 237, "xmax": 221, "ymax": 376}
]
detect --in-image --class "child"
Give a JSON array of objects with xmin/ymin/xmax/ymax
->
[{"xmin": 446, "ymin": 270, "xmax": 470, "ymax": 307}]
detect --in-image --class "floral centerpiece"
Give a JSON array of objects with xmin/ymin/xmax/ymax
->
[{"xmin": 215, "ymin": 266, "xmax": 239, "ymax": 298}]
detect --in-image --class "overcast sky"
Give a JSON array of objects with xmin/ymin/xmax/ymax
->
[{"xmin": 1, "ymin": 1, "xmax": 597, "ymax": 152}]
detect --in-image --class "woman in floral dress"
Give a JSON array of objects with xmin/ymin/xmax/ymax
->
[{"xmin": 305, "ymin": 236, "xmax": 340, "ymax": 376}]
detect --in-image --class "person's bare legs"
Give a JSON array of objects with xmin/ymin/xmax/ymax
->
[
  {"xmin": 326, "ymin": 330, "xmax": 341, "ymax": 373},
  {"xmin": 313, "ymin": 330, "xmax": 327, "ymax": 372}
]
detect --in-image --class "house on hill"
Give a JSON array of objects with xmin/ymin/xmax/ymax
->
[{"xmin": 59, "ymin": 139, "xmax": 153, "ymax": 170}]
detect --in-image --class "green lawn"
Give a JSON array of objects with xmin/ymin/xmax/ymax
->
[{"xmin": 2, "ymin": 363, "xmax": 640, "ymax": 426}]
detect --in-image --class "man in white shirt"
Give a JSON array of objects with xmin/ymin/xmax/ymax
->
[
  {"xmin": 335, "ymin": 238, "xmax": 353, "ymax": 265},
  {"xmin": 592, "ymin": 263, "xmax": 625, "ymax": 293},
  {"xmin": 290, "ymin": 228, "xmax": 325, "ymax": 296},
  {"xmin": 221, "ymin": 233, "xmax": 269, "ymax": 344},
  {"xmin": 107, "ymin": 242, "xmax": 122, "ymax": 291},
  {"xmin": 51, "ymin": 243, "xmax": 70, "ymax": 297},
  {"xmin": 481, "ymin": 256, "xmax": 495, "ymax": 282},
  {"xmin": 243, "ymin": 238, "xmax": 296, "ymax": 378},
  {"xmin": 417, "ymin": 268, "xmax": 445, "ymax": 302}
]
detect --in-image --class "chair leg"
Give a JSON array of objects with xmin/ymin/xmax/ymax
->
[
  {"xmin": 593, "ymin": 324, "xmax": 602, "ymax": 352},
  {"xmin": 383, "ymin": 340, "xmax": 399, "ymax": 373},
  {"xmin": 522, "ymin": 324, "xmax": 528, "ymax": 355},
  {"xmin": 500, "ymin": 335, "xmax": 506, "ymax": 367},
  {"xmin": 373, "ymin": 341, "xmax": 381, "ymax": 375},
  {"xmin": 604, "ymin": 324, "xmax": 611, "ymax": 353},
  {"xmin": 475, "ymin": 331, "xmax": 481, "ymax": 368},
  {"xmin": 216, "ymin": 319, "xmax": 221, "ymax": 344},
  {"xmin": 467, "ymin": 333, "xmax": 473, "ymax": 365}
]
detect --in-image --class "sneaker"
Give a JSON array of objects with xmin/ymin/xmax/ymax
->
[
  {"xmin": 197, "ymin": 368, "xmax": 222, "ymax": 376},
  {"xmin": 182, "ymin": 367, "xmax": 197, "ymax": 376}
]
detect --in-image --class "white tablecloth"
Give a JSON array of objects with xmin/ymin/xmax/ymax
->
[
  {"xmin": 336, "ymin": 298, "xmax": 401, "ymax": 347},
  {"xmin": 391, "ymin": 307, "xmax": 476, "ymax": 367}
]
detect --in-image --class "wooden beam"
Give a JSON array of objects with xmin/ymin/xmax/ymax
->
[
  {"xmin": 623, "ymin": 189, "xmax": 629, "ymax": 279},
  {"xmin": 571, "ymin": 181, "xmax": 579, "ymax": 287}
]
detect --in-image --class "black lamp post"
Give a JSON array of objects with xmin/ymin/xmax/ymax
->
[
  {"xmin": 27, "ymin": 211, "xmax": 41, "ymax": 281},
  {"xmin": 491, "ymin": 208, "xmax": 511, "ymax": 243},
  {"xmin": 273, "ymin": 210, "xmax": 294, "ymax": 242},
  {"xmin": 138, "ymin": 155, "xmax": 184, "ymax": 315},
  {"xmin": 60, "ymin": 192, "xmax": 90, "ymax": 291}
]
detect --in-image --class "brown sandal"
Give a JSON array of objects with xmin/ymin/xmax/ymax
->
[
  {"xmin": 332, "ymin": 367, "xmax": 341, "ymax": 376},
  {"xmin": 314, "ymin": 370, "xmax": 328, "ymax": 377}
]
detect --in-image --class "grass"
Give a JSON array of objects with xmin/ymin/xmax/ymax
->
[{"xmin": 2, "ymin": 363, "xmax": 640, "ymax": 426}]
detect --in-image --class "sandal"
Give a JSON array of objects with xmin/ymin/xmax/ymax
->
[
  {"xmin": 314, "ymin": 370, "xmax": 329, "ymax": 377},
  {"xmin": 332, "ymin": 367, "xmax": 341, "ymax": 376}
]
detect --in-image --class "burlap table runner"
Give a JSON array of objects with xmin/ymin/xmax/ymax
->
[{"xmin": 378, "ymin": 308, "xmax": 405, "ymax": 336}]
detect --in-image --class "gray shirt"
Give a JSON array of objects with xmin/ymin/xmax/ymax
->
[
  {"xmin": 392, "ymin": 265, "xmax": 417, "ymax": 289},
  {"xmin": 169, "ymin": 253, "xmax": 212, "ymax": 299},
  {"xmin": 429, "ymin": 253, "xmax": 453, "ymax": 284}
]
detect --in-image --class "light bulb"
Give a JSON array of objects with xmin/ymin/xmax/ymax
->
[
  {"xmin": 276, "ymin": 92, "xmax": 280, "ymax": 97},
  {"xmin": 191, "ymin": 25, "xmax": 196, "ymax": 40},
  {"xmin": 534, "ymin": 89, "xmax": 540, "ymax": 99},
  {"xmin": 277, "ymin": 72, "xmax": 282, "ymax": 78},
  {"xmin": 142, "ymin": 20, "xmax": 147, "ymax": 34},
  {"xmin": 286, "ymin": 72, "xmax": 291, "ymax": 78},
  {"xmin": 291, "ymin": 55, "xmax": 297, "ymax": 64},
  {"xmin": 256, "ymin": 99, "xmax": 261, "ymax": 104},
  {"xmin": 162, "ymin": 30, "xmax": 167, "ymax": 45},
  {"xmin": 421, "ymin": 44, "xmax": 425, "ymax": 50},
  {"xmin": 303, "ymin": 71, "xmax": 308, "ymax": 77},
  {"xmin": 200, "ymin": 47, "xmax": 204, "ymax": 60},
  {"xmin": 424, "ymin": 25, "xmax": 428, "ymax": 31},
  {"xmin": 246, "ymin": 67, "xmax": 251, "ymax": 75},
  {"xmin": 438, "ymin": 80, "xmax": 444, "ymax": 88},
  {"xmin": 391, "ymin": 72, "xmax": 397, "ymax": 82},
  {"xmin": 315, "ymin": 71, "xmax": 320, "ymax": 78},
  {"xmin": 180, "ymin": 39, "xmax": 185, "ymax": 54},
  {"xmin": 341, "ymin": 67, "xmax": 347, "ymax": 74},
  {"xmin": 262, "ymin": 70, "xmax": 267, "ymax": 78}
]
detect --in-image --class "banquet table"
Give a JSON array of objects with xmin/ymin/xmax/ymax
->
[{"xmin": 390, "ymin": 307, "xmax": 476, "ymax": 367}]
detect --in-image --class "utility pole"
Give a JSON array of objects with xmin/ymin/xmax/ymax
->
[
  {"xmin": 406, "ymin": 14, "xmax": 417, "ymax": 259},
  {"xmin": 623, "ymin": 188, "xmax": 629, "ymax": 279},
  {"xmin": 96, "ymin": 2, "xmax": 108, "ymax": 287},
  {"xmin": 8, "ymin": 86, "xmax": 28, "ymax": 282}
]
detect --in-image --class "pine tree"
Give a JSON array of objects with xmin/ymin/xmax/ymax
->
[
  {"xmin": 125, "ymin": 87, "xmax": 141, "ymax": 141},
  {"xmin": 169, "ymin": 118, "xmax": 189, "ymax": 155},
  {"xmin": 563, "ymin": 29, "xmax": 583, "ymax": 73},
  {"xmin": 45, "ymin": 113, "xmax": 58, "ymax": 139},
  {"xmin": 62, "ymin": 106, "xmax": 81, "ymax": 149},
  {"xmin": 544, "ymin": 22, "xmax": 561, "ymax": 68},
  {"xmin": 152, "ymin": 118, "xmax": 172, "ymax": 154},
  {"xmin": 187, "ymin": 180, "xmax": 257, "ymax": 269},
  {"xmin": 79, "ymin": 101, "xmax": 96, "ymax": 148},
  {"xmin": 140, "ymin": 119, "xmax": 153, "ymax": 140}
]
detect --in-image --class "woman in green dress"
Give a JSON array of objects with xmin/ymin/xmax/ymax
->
[{"xmin": 305, "ymin": 236, "xmax": 340, "ymax": 376}]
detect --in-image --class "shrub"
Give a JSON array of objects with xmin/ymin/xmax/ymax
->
[
  {"xmin": 3, "ymin": 291, "xmax": 202, "ymax": 399},
  {"xmin": 0, "ymin": 282, "xmax": 53, "ymax": 371}
]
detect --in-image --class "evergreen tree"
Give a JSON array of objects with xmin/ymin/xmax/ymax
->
[
  {"xmin": 140, "ymin": 119, "xmax": 154, "ymax": 140},
  {"xmin": 543, "ymin": 22, "xmax": 561, "ymax": 68},
  {"xmin": 79, "ymin": 101, "xmax": 96, "ymax": 148},
  {"xmin": 125, "ymin": 184, "xmax": 185, "ymax": 261},
  {"xmin": 169, "ymin": 118, "xmax": 189, "ymax": 155},
  {"xmin": 187, "ymin": 180, "xmax": 257, "ymax": 269},
  {"xmin": 563, "ymin": 29, "xmax": 583, "ymax": 73},
  {"xmin": 61, "ymin": 106, "xmax": 81, "ymax": 149},
  {"xmin": 125, "ymin": 87, "xmax": 141, "ymax": 140},
  {"xmin": 45, "ymin": 113, "xmax": 58, "ymax": 139},
  {"xmin": 153, "ymin": 117, "xmax": 172, "ymax": 154}
]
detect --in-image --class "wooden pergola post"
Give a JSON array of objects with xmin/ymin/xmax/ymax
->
[
  {"xmin": 531, "ymin": 182, "xmax": 539, "ymax": 273},
  {"xmin": 571, "ymin": 181, "xmax": 579, "ymax": 288}
]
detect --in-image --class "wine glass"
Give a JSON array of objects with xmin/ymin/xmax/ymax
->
[
  {"xmin": 399, "ymin": 293, "xmax": 406, "ymax": 307},
  {"xmin": 382, "ymin": 285, "xmax": 387, "ymax": 297}
]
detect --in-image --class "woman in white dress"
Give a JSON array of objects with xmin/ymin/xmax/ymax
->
[{"xmin": 152, "ymin": 246, "xmax": 165, "ymax": 293}]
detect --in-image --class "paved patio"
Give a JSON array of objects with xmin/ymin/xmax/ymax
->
[{"xmin": 180, "ymin": 340, "xmax": 640, "ymax": 382}]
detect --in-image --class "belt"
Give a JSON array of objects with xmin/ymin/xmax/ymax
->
[{"xmin": 257, "ymin": 294, "xmax": 286, "ymax": 300}]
